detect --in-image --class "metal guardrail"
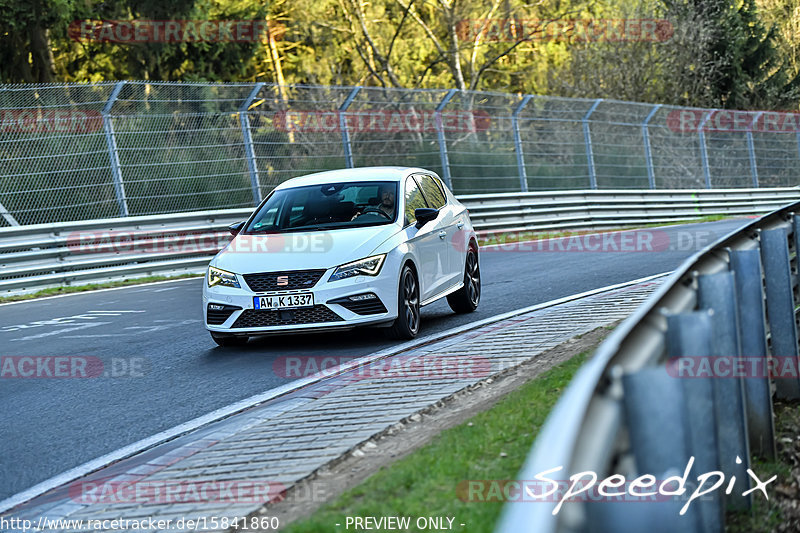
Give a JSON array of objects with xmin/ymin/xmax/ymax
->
[
  {"xmin": 464, "ymin": 187, "xmax": 800, "ymax": 234},
  {"xmin": 1, "ymin": 189, "xmax": 798, "ymax": 296},
  {"xmin": 4, "ymin": 82, "xmax": 800, "ymax": 227},
  {"xmin": 0, "ymin": 209, "xmax": 250, "ymax": 294},
  {"xmin": 496, "ymin": 199, "xmax": 800, "ymax": 532}
]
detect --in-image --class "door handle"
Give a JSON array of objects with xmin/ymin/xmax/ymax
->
[
  {"xmin": 438, "ymin": 231, "xmax": 447, "ymax": 239},
  {"xmin": 456, "ymin": 221, "xmax": 465, "ymax": 229}
]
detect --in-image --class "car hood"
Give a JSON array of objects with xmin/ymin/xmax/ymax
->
[{"xmin": 211, "ymin": 224, "xmax": 400, "ymax": 274}]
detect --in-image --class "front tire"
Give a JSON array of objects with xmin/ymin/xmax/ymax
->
[
  {"xmin": 387, "ymin": 265, "xmax": 420, "ymax": 340},
  {"xmin": 447, "ymin": 247, "xmax": 480, "ymax": 313},
  {"xmin": 210, "ymin": 331, "xmax": 249, "ymax": 347}
]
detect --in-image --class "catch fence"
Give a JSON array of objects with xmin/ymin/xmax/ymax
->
[{"xmin": 1, "ymin": 81, "xmax": 799, "ymax": 226}]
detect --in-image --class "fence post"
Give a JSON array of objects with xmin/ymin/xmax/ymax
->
[
  {"xmin": 642, "ymin": 104, "xmax": 661, "ymax": 189},
  {"xmin": 698, "ymin": 110, "xmax": 714, "ymax": 189},
  {"xmin": 240, "ymin": 82, "xmax": 265, "ymax": 205},
  {"xmin": 339, "ymin": 86, "xmax": 362, "ymax": 169},
  {"xmin": 435, "ymin": 89, "xmax": 458, "ymax": 190},
  {"xmin": 103, "ymin": 81, "xmax": 129, "ymax": 217},
  {"xmin": 512, "ymin": 95, "xmax": 532, "ymax": 192},
  {"xmin": 747, "ymin": 112, "xmax": 762, "ymax": 188},
  {"xmin": 582, "ymin": 99, "xmax": 602, "ymax": 189}
]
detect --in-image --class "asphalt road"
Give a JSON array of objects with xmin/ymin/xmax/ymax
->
[{"xmin": 0, "ymin": 219, "xmax": 749, "ymax": 501}]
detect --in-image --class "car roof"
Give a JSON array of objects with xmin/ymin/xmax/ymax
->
[{"xmin": 274, "ymin": 166, "xmax": 435, "ymax": 189}]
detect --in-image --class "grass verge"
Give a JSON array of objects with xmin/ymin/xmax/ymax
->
[
  {"xmin": 726, "ymin": 400, "xmax": 799, "ymax": 533},
  {"xmin": 283, "ymin": 348, "xmax": 591, "ymax": 532},
  {"xmin": 0, "ymin": 273, "xmax": 202, "ymax": 304}
]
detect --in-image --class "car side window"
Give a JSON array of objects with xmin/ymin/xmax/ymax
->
[
  {"xmin": 418, "ymin": 175, "xmax": 446, "ymax": 209},
  {"xmin": 404, "ymin": 176, "xmax": 427, "ymax": 226}
]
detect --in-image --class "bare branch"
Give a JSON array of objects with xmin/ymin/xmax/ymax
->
[
  {"xmin": 395, "ymin": 0, "xmax": 446, "ymax": 56},
  {"xmin": 347, "ymin": 0, "xmax": 404, "ymax": 86},
  {"xmin": 469, "ymin": 38, "xmax": 526, "ymax": 91}
]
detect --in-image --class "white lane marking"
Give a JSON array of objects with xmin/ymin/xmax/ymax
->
[
  {"xmin": 151, "ymin": 287, "xmax": 180, "ymax": 292},
  {"xmin": 60, "ymin": 334, "xmax": 129, "ymax": 339},
  {"xmin": 0, "ymin": 276, "xmax": 202, "ymax": 307},
  {"xmin": 0, "ymin": 271, "xmax": 669, "ymax": 515},
  {"xmin": 123, "ymin": 320, "xmax": 201, "ymax": 334},
  {"xmin": 0, "ymin": 311, "xmax": 145, "ymax": 333},
  {"xmin": 10, "ymin": 322, "xmax": 111, "ymax": 342},
  {"xmin": 58, "ymin": 320, "xmax": 202, "ymax": 339}
]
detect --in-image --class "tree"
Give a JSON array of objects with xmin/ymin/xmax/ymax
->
[
  {"xmin": 547, "ymin": 0, "xmax": 800, "ymax": 110},
  {"xmin": 0, "ymin": 0, "xmax": 73, "ymax": 83}
]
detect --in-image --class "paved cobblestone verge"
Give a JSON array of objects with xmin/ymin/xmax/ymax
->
[{"xmin": 2, "ymin": 278, "xmax": 663, "ymax": 532}]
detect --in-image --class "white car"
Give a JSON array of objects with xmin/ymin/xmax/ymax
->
[{"xmin": 203, "ymin": 166, "xmax": 480, "ymax": 346}]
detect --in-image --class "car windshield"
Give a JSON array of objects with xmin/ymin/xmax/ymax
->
[{"xmin": 244, "ymin": 181, "xmax": 398, "ymax": 233}]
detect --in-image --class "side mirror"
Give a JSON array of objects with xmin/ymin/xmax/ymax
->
[
  {"xmin": 228, "ymin": 221, "xmax": 245, "ymax": 236},
  {"xmin": 414, "ymin": 208, "xmax": 439, "ymax": 229}
]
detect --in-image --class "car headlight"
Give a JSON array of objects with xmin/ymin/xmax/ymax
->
[
  {"xmin": 329, "ymin": 254, "xmax": 386, "ymax": 282},
  {"xmin": 208, "ymin": 266, "xmax": 240, "ymax": 288}
]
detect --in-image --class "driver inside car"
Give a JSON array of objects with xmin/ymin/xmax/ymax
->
[{"xmin": 352, "ymin": 185, "xmax": 395, "ymax": 220}]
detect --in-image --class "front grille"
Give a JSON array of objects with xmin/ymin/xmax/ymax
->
[
  {"xmin": 207, "ymin": 303, "xmax": 241, "ymax": 325},
  {"xmin": 243, "ymin": 270, "xmax": 327, "ymax": 292},
  {"xmin": 231, "ymin": 305, "xmax": 344, "ymax": 328},
  {"xmin": 329, "ymin": 294, "xmax": 388, "ymax": 315}
]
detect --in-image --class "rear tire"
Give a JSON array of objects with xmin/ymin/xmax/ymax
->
[
  {"xmin": 387, "ymin": 265, "xmax": 420, "ymax": 340},
  {"xmin": 447, "ymin": 247, "xmax": 480, "ymax": 314},
  {"xmin": 210, "ymin": 331, "xmax": 249, "ymax": 347}
]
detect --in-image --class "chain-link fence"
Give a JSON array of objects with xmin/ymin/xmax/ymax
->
[{"xmin": 1, "ymin": 81, "xmax": 799, "ymax": 226}]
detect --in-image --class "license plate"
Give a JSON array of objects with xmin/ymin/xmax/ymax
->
[{"xmin": 254, "ymin": 293, "xmax": 314, "ymax": 310}]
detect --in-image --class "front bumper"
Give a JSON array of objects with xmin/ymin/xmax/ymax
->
[{"xmin": 202, "ymin": 267, "xmax": 398, "ymax": 335}]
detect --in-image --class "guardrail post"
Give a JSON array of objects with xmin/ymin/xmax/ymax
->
[
  {"xmin": 512, "ymin": 95, "xmax": 532, "ymax": 192},
  {"xmin": 240, "ymin": 82, "xmax": 265, "ymax": 204},
  {"xmin": 103, "ymin": 81, "xmax": 129, "ymax": 217},
  {"xmin": 665, "ymin": 311, "xmax": 723, "ymax": 533},
  {"xmin": 0, "ymin": 200, "xmax": 18, "ymax": 226},
  {"xmin": 697, "ymin": 272, "xmax": 752, "ymax": 510},
  {"xmin": 642, "ymin": 104, "xmax": 661, "ymax": 189},
  {"xmin": 620, "ymin": 367, "xmax": 696, "ymax": 532},
  {"xmin": 729, "ymin": 248, "xmax": 776, "ymax": 460},
  {"xmin": 582, "ymin": 99, "xmax": 602, "ymax": 189},
  {"xmin": 760, "ymin": 227, "xmax": 800, "ymax": 399},
  {"xmin": 339, "ymin": 86, "xmax": 362, "ymax": 169},
  {"xmin": 698, "ymin": 110, "xmax": 714, "ymax": 189},
  {"xmin": 435, "ymin": 89, "xmax": 457, "ymax": 190},
  {"xmin": 747, "ymin": 112, "xmax": 762, "ymax": 188}
]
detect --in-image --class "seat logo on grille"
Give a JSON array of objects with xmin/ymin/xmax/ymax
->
[{"xmin": 276, "ymin": 275, "xmax": 289, "ymax": 286}]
